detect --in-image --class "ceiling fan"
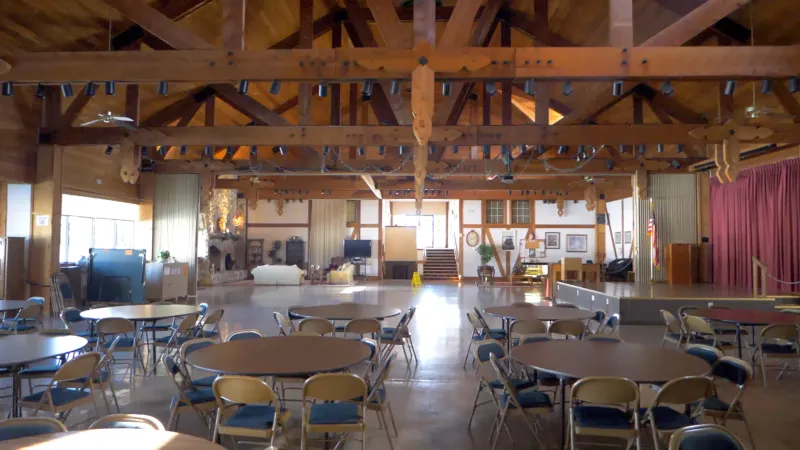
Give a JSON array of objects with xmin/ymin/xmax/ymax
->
[{"xmin": 80, "ymin": 111, "xmax": 137, "ymax": 130}]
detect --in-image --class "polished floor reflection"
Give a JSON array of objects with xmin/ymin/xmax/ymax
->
[{"xmin": 3, "ymin": 281, "xmax": 799, "ymax": 449}]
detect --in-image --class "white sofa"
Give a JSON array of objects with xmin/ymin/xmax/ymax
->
[{"xmin": 252, "ymin": 264, "xmax": 306, "ymax": 285}]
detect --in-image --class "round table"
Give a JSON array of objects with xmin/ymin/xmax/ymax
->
[
  {"xmin": 290, "ymin": 304, "xmax": 402, "ymax": 321},
  {"xmin": 81, "ymin": 304, "xmax": 201, "ymax": 370},
  {"xmin": 511, "ymin": 340, "xmax": 710, "ymax": 448},
  {"xmin": 185, "ymin": 335, "xmax": 372, "ymax": 377},
  {"xmin": 690, "ymin": 308, "xmax": 800, "ymax": 359},
  {"xmin": 484, "ymin": 305, "xmax": 596, "ymax": 351},
  {"xmin": 0, "ymin": 429, "xmax": 225, "ymax": 450},
  {"xmin": 0, "ymin": 300, "xmax": 28, "ymax": 314},
  {"xmin": 0, "ymin": 334, "xmax": 88, "ymax": 417}
]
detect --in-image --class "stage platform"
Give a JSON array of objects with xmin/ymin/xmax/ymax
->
[{"xmin": 555, "ymin": 282, "xmax": 795, "ymax": 325}]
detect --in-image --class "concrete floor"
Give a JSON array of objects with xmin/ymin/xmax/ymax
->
[{"xmin": 4, "ymin": 281, "xmax": 800, "ymax": 449}]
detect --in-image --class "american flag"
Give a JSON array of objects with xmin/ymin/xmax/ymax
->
[{"xmin": 647, "ymin": 209, "xmax": 660, "ymax": 269}]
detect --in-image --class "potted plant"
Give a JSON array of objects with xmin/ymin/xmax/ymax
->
[
  {"xmin": 159, "ymin": 250, "xmax": 171, "ymax": 263},
  {"xmin": 475, "ymin": 244, "xmax": 495, "ymax": 281}
]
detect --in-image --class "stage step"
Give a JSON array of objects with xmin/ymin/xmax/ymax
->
[{"xmin": 423, "ymin": 248, "xmax": 458, "ymax": 280}]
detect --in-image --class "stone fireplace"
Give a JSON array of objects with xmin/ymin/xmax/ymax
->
[{"xmin": 198, "ymin": 233, "xmax": 248, "ymax": 285}]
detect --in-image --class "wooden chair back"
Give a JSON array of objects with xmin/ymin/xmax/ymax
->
[
  {"xmin": 653, "ymin": 376, "xmax": 714, "ymax": 405},
  {"xmin": 548, "ymin": 319, "xmax": 585, "ymax": 339},
  {"xmin": 303, "ymin": 373, "xmax": 367, "ymax": 404},
  {"xmin": 510, "ymin": 319, "xmax": 547, "ymax": 336},
  {"xmin": 571, "ymin": 376, "xmax": 639, "ymax": 405},
  {"xmin": 297, "ymin": 318, "xmax": 335, "ymax": 335},
  {"xmin": 344, "ymin": 318, "xmax": 381, "ymax": 336},
  {"xmin": 273, "ymin": 311, "xmax": 294, "ymax": 335},
  {"xmin": 97, "ymin": 317, "xmax": 135, "ymax": 335},
  {"xmin": 660, "ymin": 309, "xmax": 682, "ymax": 334},
  {"xmin": 213, "ymin": 375, "xmax": 279, "ymax": 405},
  {"xmin": 52, "ymin": 352, "xmax": 101, "ymax": 383}
]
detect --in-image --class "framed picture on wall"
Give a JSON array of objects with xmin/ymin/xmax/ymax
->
[
  {"xmin": 624, "ymin": 231, "xmax": 632, "ymax": 244},
  {"xmin": 614, "ymin": 231, "xmax": 622, "ymax": 243},
  {"xmin": 544, "ymin": 232, "xmax": 560, "ymax": 249},
  {"xmin": 566, "ymin": 234, "xmax": 588, "ymax": 253}
]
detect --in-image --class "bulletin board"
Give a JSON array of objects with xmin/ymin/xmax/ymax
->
[
  {"xmin": 86, "ymin": 248, "xmax": 147, "ymax": 304},
  {"xmin": 384, "ymin": 227, "xmax": 417, "ymax": 261}
]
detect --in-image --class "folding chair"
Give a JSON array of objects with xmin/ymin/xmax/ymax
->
[
  {"xmin": 0, "ymin": 302, "xmax": 43, "ymax": 334},
  {"xmin": 754, "ymin": 323, "xmax": 800, "ymax": 387},
  {"xmin": 464, "ymin": 312, "xmax": 505, "ymax": 368},
  {"xmin": 509, "ymin": 319, "xmax": 547, "ymax": 346},
  {"xmin": 683, "ymin": 316, "xmax": 735, "ymax": 352},
  {"xmin": 162, "ymin": 354, "xmax": 216, "ymax": 434},
  {"xmin": 640, "ymin": 376, "xmax": 714, "ymax": 450},
  {"xmin": 548, "ymin": 319, "xmax": 585, "ymax": 340},
  {"xmin": 568, "ymin": 376, "xmax": 640, "ymax": 450},
  {"xmin": 297, "ymin": 318, "xmax": 335, "ymax": 336},
  {"xmin": 194, "ymin": 309, "xmax": 224, "ymax": 340},
  {"xmin": 0, "ymin": 417, "xmax": 66, "ymax": 441},
  {"xmin": 153, "ymin": 313, "xmax": 201, "ymax": 371},
  {"xmin": 59, "ymin": 336, "xmax": 121, "ymax": 414},
  {"xmin": 698, "ymin": 356, "xmax": 756, "ymax": 450},
  {"xmin": 345, "ymin": 319, "xmax": 382, "ymax": 353},
  {"xmin": 273, "ymin": 312, "xmax": 295, "ymax": 336},
  {"xmin": 301, "ymin": 373, "xmax": 368, "ymax": 450},
  {"xmin": 226, "ymin": 329, "xmax": 264, "ymax": 341},
  {"xmin": 212, "ymin": 375, "xmax": 292, "ymax": 448},
  {"xmin": 96, "ymin": 317, "xmax": 145, "ymax": 386},
  {"xmin": 382, "ymin": 307, "xmax": 418, "ymax": 363},
  {"xmin": 179, "ymin": 338, "xmax": 218, "ymax": 388},
  {"xmin": 379, "ymin": 312, "xmax": 414, "ymax": 365},
  {"xmin": 362, "ymin": 354, "xmax": 399, "ymax": 450},
  {"xmin": 668, "ymin": 424, "xmax": 746, "ymax": 450},
  {"xmin": 660, "ymin": 310, "xmax": 685, "ymax": 348}
]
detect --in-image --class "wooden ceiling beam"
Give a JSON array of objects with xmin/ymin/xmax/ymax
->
[
  {"xmin": 47, "ymin": 123, "xmax": 800, "ymax": 147},
  {"xmin": 7, "ymin": 47, "xmax": 798, "ymax": 83},
  {"xmin": 500, "ymin": 6, "xmax": 573, "ymax": 47},
  {"xmin": 140, "ymin": 86, "xmax": 214, "ymax": 126},
  {"xmin": 771, "ymin": 81, "xmax": 800, "ymax": 123},
  {"xmin": 102, "ymin": 0, "xmax": 215, "ymax": 50},
  {"xmin": 111, "ymin": 0, "xmax": 213, "ymax": 50},
  {"xmin": 631, "ymin": 84, "xmax": 707, "ymax": 124},
  {"xmin": 650, "ymin": 0, "xmax": 751, "ymax": 44},
  {"xmin": 221, "ymin": 0, "xmax": 246, "ymax": 51},
  {"xmin": 60, "ymin": 87, "xmax": 93, "ymax": 128},
  {"xmin": 609, "ymin": 0, "xmax": 634, "ymax": 47}
]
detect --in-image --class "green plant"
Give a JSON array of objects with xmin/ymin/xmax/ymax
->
[
  {"xmin": 159, "ymin": 250, "xmax": 171, "ymax": 261},
  {"xmin": 475, "ymin": 244, "xmax": 494, "ymax": 266}
]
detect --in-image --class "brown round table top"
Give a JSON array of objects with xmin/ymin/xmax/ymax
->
[
  {"xmin": 185, "ymin": 335, "xmax": 372, "ymax": 376},
  {"xmin": 80, "ymin": 304, "xmax": 201, "ymax": 322},
  {"xmin": 484, "ymin": 305, "xmax": 595, "ymax": 322},
  {"xmin": 0, "ymin": 300, "xmax": 29, "ymax": 313},
  {"xmin": 0, "ymin": 335, "xmax": 88, "ymax": 368},
  {"xmin": 691, "ymin": 308, "xmax": 800, "ymax": 326},
  {"xmin": 290, "ymin": 304, "xmax": 403, "ymax": 321},
  {"xmin": 0, "ymin": 430, "xmax": 225, "ymax": 450},
  {"xmin": 511, "ymin": 340, "xmax": 710, "ymax": 384}
]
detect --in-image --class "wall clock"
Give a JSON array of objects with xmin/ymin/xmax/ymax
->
[{"xmin": 466, "ymin": 230, "xmax": 479, "ymax": 247}]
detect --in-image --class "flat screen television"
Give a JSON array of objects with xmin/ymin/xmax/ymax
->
[{"xmin": 344, "ymin": 239, "xmax": 372, "ymax": 258}]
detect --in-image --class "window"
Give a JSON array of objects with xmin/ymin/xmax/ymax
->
[
  {"xmin": 511, "ymin": 200, "xmax": 531, "ymax": 224},
  {"xmin": 346, "ymin": 200, "xmax": 358, "ymax": 223},
  {"xmin": 60, "ymin": 216, "xmax": 137, "ymax": 263},
  {"xmin": 485, "ymin": 200, "xmax": 504, "ymax": 224}
]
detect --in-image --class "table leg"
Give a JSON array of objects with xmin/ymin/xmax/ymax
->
[
  {"xmin": 736, "ymin": 324, "xmax": 743, "ymax": 359},
  {"xmin": 560, "ymin": 377, "xmax": 566, "ymax": 449},
  {"xmin": 11, "ymin": 369, "xmax": 21, "ymax": 418},
  {"xmin": 751, "ymin": 325, "xmax": 757, "ymax": 366},
  {"xmin": 151, "ymin": 320, "xmax": 158, "ymax": 374}
]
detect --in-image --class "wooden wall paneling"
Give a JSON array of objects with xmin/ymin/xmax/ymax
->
[{"xmin": 0, "ymin": 183, "xmax": 6, "ymax": 237}]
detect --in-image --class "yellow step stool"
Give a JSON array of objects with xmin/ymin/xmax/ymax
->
[{"xmin": 411, "ymin": 272, "xmax": 422, "ymax": 288}]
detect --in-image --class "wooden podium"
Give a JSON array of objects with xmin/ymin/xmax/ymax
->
[{"xmin": 666, "ymin": 244, "xmax": 697, "ymax": 284}]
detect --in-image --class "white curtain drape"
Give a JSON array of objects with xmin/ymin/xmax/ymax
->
[
  {"xmin": 308, "ymin": 199, "xmax": 347, "ymax": 268},
  {"xmin": 154, "ymin": 174, "xmax": 200, "ymax": 295}
]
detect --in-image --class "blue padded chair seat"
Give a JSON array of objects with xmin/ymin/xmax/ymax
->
[
  {"xmin": 0, "ymin": 425, "xmax": 61, "ymax": 442},
  {"xmin": 500, "ymin": 390, "xmax": 552, "ymax": 409},
  {"xmin": 155, "ymin": 335, "xmax": 192, "ymax": 345},
  {"xmin": 761, "ymin": 343, "xmax": 796, "ymax": 354},
  {"xmin": 103, "ymin": 337, "xmax": 135, "ymax": 348},
  {"xmin": 641, "ymin": 406, "xmax": 697, "ymax": 430},
  {"xmin": 487, "ymin": 378, "xmax": 536, "ymax": 391},
  {"xmin": 472, "ymin": 331, "xmax": 505, "ymax": 342},
  {"xmin": 309, "ymin": 403, "xmax": 361, "ymax": 425},
  {"xmin": 22, "ymin": 388, "xmax": 91, "ymax": 406},
  {"xmin": 20, "ymin": 365, "xmax": 61, "ymax": 376},
  {"xmin": 224, "ymin": 405, "xmax": 286, "ymax": 429},
  {"xmin": 665, "ymin": 332, "xmax": 682, "ymax": 340},
  {"xmin": 191, "ymin": 375, "xmax": 219, "ymax": 388},
  {"xmin": 574, "ymin": 406, "xmax": 633, "ymax": 429},
  {"xmin": 171, "ymin": 388, "xmax": 215, "ymax": 407},
  {"xmin": 72, "ymin": 370, "xmax": 111, "ymax": 384},
  {"xmin": 697, "ymin": 396, "xmax": 730, "ymax": 412},
  {"xmin": 715, "ymin": 328, "xmax": 747, "ymax": 335},
  {"xmin": 676, "ymin": 433, "xmax": 743, "ymax": 450},
  {"xmin": 687, "ymin": 338, "xmax": 734, "ymax": 348}
]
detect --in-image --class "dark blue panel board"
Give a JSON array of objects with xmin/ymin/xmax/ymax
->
[{"xmin": 86, "ymin": 249, "xmax": 147, "ymax": 304}]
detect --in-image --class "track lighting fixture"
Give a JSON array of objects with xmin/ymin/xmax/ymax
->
[
  {"xmin": 485, "ymin": 81, "xmax": 497, "ymax": 96},
  {"xmin": 657, "ymin": 143, "xmax": 665, "ymax": 153},
  {"xmin": 399, "ymin": 146, "xmax": 406, "ymax": 155},
  {"xmin": 180, "ymin": 145, "xmax": 187, "ymax": 156},
  {"xmin": 524, "ymin": 79, "xmax": 535, "ymax": 96},
  {"xmin": 278, "ymin": 145, "xmax": 286, "ymax": 156},
  {"xmin": 558, "ymin": 145, "xmax": 568, "ymax": 155},
  {"xmin": 390, "ymin": 80, "xmax": 400, "ymax": 95},
  {"xmin": 619, "ymin": 144, "xmax": 627, "ymax": 153},
  {"xmin": 226, "ymin": 146, "xmax": 235, "ymax": 157},
  {"xmin": 483, "ymin": 145, "xmax": 490, "ymax": 159},
  {"xmin": 637, "ymin": 144, "xmax": 646, "ymax": 155},
  {"xmin": 35, "ymin": 83, "xmax": 46, "ymax": 99},
  {"xmin": 105, "ymin": 81, "xmax": 115, "ymax": 96},
  {"xmin": 437, "ymin": 190, "xmax": 442, "ymax": 196},
  {"xmin": 317, "ymin": 83, "xmax": 328, "ymax": 97},
  {"xmin": 159, "ymin": 146, "xmax": 169, "ymax": 157},
  {"xmin": 238, "ymin": 80, "xmax": 249, "ymax": 95},
  {"xmin": 157, "ymin": 81, "xmax": 169, "ymax": 96},
  {"xmin": 612, "ymin": 80, "xmax": 623, "ymax": 97},
  {"xmin": 577, "ymin": 145, "xmax": 586, "ymax": 157},
  {"xmin": 508, "ymin": 190, "xmax": 512, "ymax": 196},
  {"xmin": 84, "ymin": 82, "xmax": 97, "ymax": 97},
  {"xmin": 105, "ymin": 145, "xmax": 113, "ymax": 156},
  {"xmin": 676, "ymin": 144, "xmax": 684, "ymax": 153},
  {"xmin": 760, "ymin": 79, "xmax": 772, "ymax": 94},
  {"xmin": 250, "ymin": 145, "xmax": 257, "ymax": 158},
  {"xmin": 723, "ymin": 80, "xmax": 736, "ymax": 96},
  {"xmin": 442, "ymin": 82, "xmax": 452, "ymax": 97},
  {"xmin": 378, "ymin": 145, "xmax": 385, "ymax": 155},
  {"xmin": 452, "ymin": 145, "xmax": 458, "ymax": 154},
  {"xmin": 429, "ymin": 146, "xmax": 435, "ymax": 155},
  {"xmin": 204, "ymin": 145, "xmax": 213, "ymax": 158},
  {"xmin": 424, "ymin": 189, "xmax": 428, "ymax": 195},
  {"xmin": 670, "ymin": 160, "xmax": 681, "ymax": 169},
  {"xmin": 790, "ymin": 77, "xmax": 800, "ymax": 94},
  {"xmin": 523, "ymin": 144, "xmax": 531, "ymax": 155},
  {"xmin": 141, "ymin": 147, "xmax": 148, "ymax": 157},
  {"xmin": 269, "ymin": 80, "xmax": 281, "ymax": 95},
  {"xmin": 61, "ymin": 83, "xmax": 74, "ymax": 98},
  {"xmin": 606, "ymin": 160, "xmax": 614, "ymax": 171},
  {"xmin": 323, "ymin": 146, "xmax": 329, "ymax": 156},
  {"xmin": 1, "ymin": 82, "xmax": 11, "ymax": 97},
  {"xmin": 562, "ymin": 81, "xmax": 572, "ymax": 96},
  {"xmin": 445, "ymin": 190, "xmax": 449, "ymax": 196},
  {"xmin": 357, "ymin": 147, "xmax": 365, "ymax": 156},
  {"xmin": 660, "ymin": 80, "xmax": 674, "ymax": 96},
  {"xmin": 362, "ymin": 80, "xmax": 374, "ymax": 100}
]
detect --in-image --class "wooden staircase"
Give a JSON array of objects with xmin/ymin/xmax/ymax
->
[{"xmin": 423, "ymin": 248, "xmax": 459, "ymax": 281}]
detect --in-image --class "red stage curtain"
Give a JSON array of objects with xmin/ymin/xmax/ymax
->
[{"xmin": 709, "ymin": 158, "xmax": 800, "ymax": 293}]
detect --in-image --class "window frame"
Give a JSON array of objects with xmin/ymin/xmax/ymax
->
[
  {"xmin": 485, "ymin": 200, "xmax": 505, "ymax": 224},
  {"xmin": 59, "ymin": 215, "xmax": 136, "ymax": 264},
  {"xmin": 511, "ymin": 200, "xmax": 531, "ymax": 225},
  {"xmin": 346, "ymin": 200, "xmax": 359, "ymax": 225}
]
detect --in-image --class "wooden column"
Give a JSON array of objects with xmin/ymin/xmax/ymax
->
[
  {"xmin": 330, "ymin": 20, "xmax": 342, "ymax": 128},
  {"xmin": 298, "ymin": 0, "xmax": 313, "ymax": 125},
  {"xmin": 595, "ymin": 198, "xmax": 607, "ymax": 264},
  {"xmin": 609, "ymin": 0, "xmax": 634, "ymax": 47},
  {"xmin": 222, "ymin": 0, "xmax": 246, "ymax": 51},
  {"xmin": 411, "ymin": 0, "xmax": 436, "ymax": 214},
  {"xmin": 30, "ymin": 87, "xmax": 63, "ymax": 308},
  {"xmin": 0, "ymin": 183, "xmax": 6, "ymax": 237},
  {"xmin": 534, "ymin": 0, "xmax": 551, "ymax": 126}
]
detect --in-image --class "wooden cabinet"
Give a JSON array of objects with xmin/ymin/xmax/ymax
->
[
  {"xmin": 145, "ymin": 262, "xmax": 189, "ymax": 301},
  {"xmin": 246, "ymin": 239, "xmax": 264, "ymax": 273},
  {"xmin": 0, "ymin": 237, "xmax": 26, "ymax": 300},
  {"xmin": 285, "ymin": 238, "xmax": 305, "ymax": 269},
  {"xmin": 666, "ymin": 244, "xmax": 698, "ymax": 284}
]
